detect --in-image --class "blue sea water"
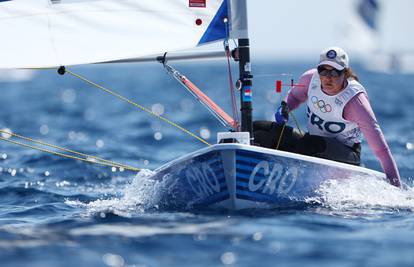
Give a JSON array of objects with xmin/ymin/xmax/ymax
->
[{"xmin": 1, "ymin": 61, "xmax": 414, "ymax": 267}]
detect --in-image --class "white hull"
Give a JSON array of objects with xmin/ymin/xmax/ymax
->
[{"xmin": 149, "ymin": 144, "xmax": 385, "ymax": 210}]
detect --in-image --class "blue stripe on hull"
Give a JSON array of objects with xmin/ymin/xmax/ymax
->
[
  {"xmin": 236, "ymin": 192, "xmax": 291, "ymax": 205},
  {"xmin": 237, "ymin": 155, "xmax": 268, "ymax": 165},
  {"xmin": 236, "ymin": 167, "xmax": 267, "ymax": 177},
  {"xmin": 195, "ymin": 190, "xmax": 230, "ymax": 206},
  {"xmin": 236, "ymin": 190, "xmax": 280, "ymax": 202},
  {"xmin": 153, "ymin": 149, "xmax": 231, "ymax": 208},
  {"xmin": 235, "ymin": 186, "xmax": 287, "ymax": 202},
  {"xmin": 234, "ymin": 149, "xmax": 300, "ymax": 205}
]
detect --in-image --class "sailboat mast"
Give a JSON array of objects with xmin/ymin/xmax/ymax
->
[
  {"xmin": 231, "ymin": 0, "xmax": 253, "ymax": 138},
  {"xmin": 238, "ymin": 38, "xmax": 253, "ymax": 136}
]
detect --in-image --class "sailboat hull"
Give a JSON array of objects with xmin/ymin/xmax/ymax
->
[{"xmin": 149, "ymin": 144, "xmax": 385, "ymax": 210}]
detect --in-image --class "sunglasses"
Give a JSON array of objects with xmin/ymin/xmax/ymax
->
[{"xmin": 317, "ymin": 66, "xmax": 344, "ymax": 77}]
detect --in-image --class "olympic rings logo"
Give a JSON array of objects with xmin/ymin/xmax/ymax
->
[{"xmin": 311, "ymin": 96, "xmax": 332, "ymax": 113}]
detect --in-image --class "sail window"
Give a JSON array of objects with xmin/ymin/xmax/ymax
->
[{"xmin": 189, "ymin": 0, "xmax": 206, "ymax": 8}]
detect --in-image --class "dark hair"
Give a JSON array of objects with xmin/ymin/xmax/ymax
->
[{"xmin": 344, "ymin": 68, "xmax": 359, "ymax": 82}]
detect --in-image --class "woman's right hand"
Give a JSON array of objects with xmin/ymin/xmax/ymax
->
[{"xmin": 275, "ymin": 101, "xmax": 289, "ymax": 125}]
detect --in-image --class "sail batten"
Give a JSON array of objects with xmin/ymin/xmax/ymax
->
[{"xmin": 0, "ymin": 0, "xmax": 243, "ymax": 69}]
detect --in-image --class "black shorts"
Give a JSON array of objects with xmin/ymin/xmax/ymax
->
[{"xmin": 253, "ymin": 120, "xmax": 361, "ymax": 166}]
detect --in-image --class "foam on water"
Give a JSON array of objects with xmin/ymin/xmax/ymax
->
[
  {"xmin": 308, "ymin": 175, "xmax": 414, "ymax": 214},
  {"xmin": 67, "ymin": 168, "xmax": 414, "ymax": 217},
  {"xmin": 66, "ymin": 169, "xmax": 168, "ymax": 217}
]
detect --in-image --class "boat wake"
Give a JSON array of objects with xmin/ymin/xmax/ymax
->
[
  {"xmin": 307, "ymin": 175, "xmax": 414, "ymax": 215},
  {"xmin": 66, "ymin": 169, "xmax": 168, "ymax": 217},
  {"xmin": 67, "ymin": 168, "xmax": 414, "ymax": 217}
]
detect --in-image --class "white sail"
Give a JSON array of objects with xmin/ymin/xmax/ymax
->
[{"xmin": 0, "ymin": 0, "xmax": 245, "ymax": 69}]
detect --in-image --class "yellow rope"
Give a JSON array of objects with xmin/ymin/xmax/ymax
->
[
  {"xmin": 275, "ymin": 111, "xmax": 303, "ymax": 150},
  {"xmin": 275, "ymin": 123, "xmax": 286, "ymax": 150},
  {"xmin": 0, "ymin": 132, "xmax": 140, "ymax": 172},
  {"xmin": 290, "ymin": 111, "xmax": 303, "ymax": 136},
  {"xmin": 0, "ymin": 130, "xmax": 131, "ymax": 168},
  {"xmin": 64, "ymin": 69, "xmax": 211, "ymax": 146}
]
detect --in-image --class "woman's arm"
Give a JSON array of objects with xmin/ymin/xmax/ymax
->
[
  {"xmin": 343, "ymin": 92, "xmax": 401, "ymax": 187},
  {"xmin": 284, "ymin": 69, "xmax": 314, "ymax": 110}
]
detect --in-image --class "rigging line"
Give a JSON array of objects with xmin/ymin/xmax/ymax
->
[
  {"xmin": 290, "ymin": 111, "xmax": 303, "ymax": 136},
  {"xmin": 0, "ymin": 130, "xmax": 139, "ymax": 171},
  {"xmin": 63, "ymin": 68, "xmax": 211, "ymax": 146},
  {"xmin": 178, "ymin": 79, "xmax": 230, "ymax": 128},
  {"xmin": 254, "ymin": 74, "xmax": 294, "ymax": 78},
  {"xmin": 276, "ymin": 123, "xmax": 286, "ymax": 150},
  {"xmin": 254, "ymin": 73, "xmax": 295, "ymax": 77},
  {"xmin": 162, "ymin": 63, "xmax": 236, "ymax": 130},
  {"xmin": 224, "ymin": 40, "xmax": 240, "ymax": 131},
  {"xmin": 166, "ymin": 67, "xmax": 229, "ymax": 128},
  {"xmin": 275, "ymin": 112, "xmax": 302, "ymax": 150},
  {"xmin": 232, "ymin": 39, "xmax": 238, "ymax": 48},
  {"xmin": 223, "ymin": 19, "xmax": 239, "ymax": 130},
  {"xmin": 0, "ymin": 136, "xmax": 141, "ymax": 172}
]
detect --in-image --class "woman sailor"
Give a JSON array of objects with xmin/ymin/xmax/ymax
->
[{"xmin": 253, "ymin": 46, "xmax": 401, "ymax": 187}]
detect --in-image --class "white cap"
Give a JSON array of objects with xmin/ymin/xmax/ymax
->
[{"xmin": 317, "ymin": 46, "xmax": 349, "ymax": 70}]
